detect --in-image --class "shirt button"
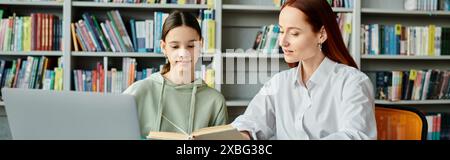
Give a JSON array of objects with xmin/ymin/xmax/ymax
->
[{"xmin": 305, "ymin": 98, "xmax": 312, "ymax": 107}]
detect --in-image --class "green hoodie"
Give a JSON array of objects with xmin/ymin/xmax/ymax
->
[{"xmin": 123, "ymin": 72, "xmax": 228, "ymax": 137}]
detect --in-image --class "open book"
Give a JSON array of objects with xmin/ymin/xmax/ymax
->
[{"xmin": 147, "ymin": 125, "xmax": 247, "ymax": 140}]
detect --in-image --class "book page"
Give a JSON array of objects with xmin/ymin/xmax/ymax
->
[
  {"xmin": 192, "ymin": 125, "xmax": 247, "ymax": 140},
  {"xmin": 147, "ymin": 132, "xmax": 190, "ymax": 140}
]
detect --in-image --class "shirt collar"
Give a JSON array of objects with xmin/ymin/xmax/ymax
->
[{"xmin": 293, "ymin": 57, "xmax": 336, "ymax": 87}]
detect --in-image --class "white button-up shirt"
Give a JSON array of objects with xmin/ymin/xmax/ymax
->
[{"xmin": 231, "ymin": 57, "xmax": 377, "ymax": 140}]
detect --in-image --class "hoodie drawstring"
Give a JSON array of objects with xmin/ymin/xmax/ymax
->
[
  {"xmin": 187, "ymin": 85, "xmax": 197, "ymax": 134},
  {"xmin": 155, "ymin": 79, "xmax": 166, "ymax": 131},
  {"xmin": 155, "ymin": 78, "xmax": 198, "ymax": 134}
]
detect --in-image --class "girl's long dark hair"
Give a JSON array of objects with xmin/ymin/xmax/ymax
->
[{"xmin": 160, "ymin": 11, "xmax": 202, "ymax": 74}]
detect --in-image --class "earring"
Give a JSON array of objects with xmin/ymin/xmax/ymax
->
[{"xmin": 318, "ymin": 43, "xmax": 322, "ymax": 52}]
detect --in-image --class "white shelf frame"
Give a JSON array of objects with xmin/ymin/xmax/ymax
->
[
  {"xmin": 223, "ymin": 52, "xmax": 284, "ymax": 58},
  {"xmin": 72, "ymin": 1, "xmax": 209, "ymax": 9},
  {"xmin": 226, "ymin": 99, "xmax": 450, "ymax": 107},
  {"xmin": 71, "ymin": 51, "xmax": 217, "ymax": 58},
  {"xmin": 0, "ymin": 51, "xmax": 63, "ymax": 56},
  {"xmin": 359, "ymin": 1, "xmax": 450, "ymax": 106},
  {"xmin": 226, "ymin": 99, "xmax": 251, "ymax": 107},
  {"xmin": 2, "ymin": 0, "xmax": 449, "ymax": 106},
  {"xmin": 226, "ymin": 99, "xmax": 450, "ymax": 106},
  {"xmin": 362, "ymin": 8, "xmax": 450, "ymax": 16},
  {"xmin": 222, "ymin": 4, "xmax": 280, "ymax": 12},
  {"xmin": 72, "ymin": 52, "xmax": 165, "ymax": 57},
  {"xmin": 375, "ymin": 100, "xmax": 450, "ymax": 105},
  {"xmin": 0, "ymin": 1, "xmax": 63, "ymax": 6},
  {"xmin": 62, "ymin": 0, "xmax": 72, "ymax": 91},
  {"xmin": 222, "ymin": 4, "xmax": 353, "ymax": 13},
  {"xmin": 361, "ymin": 55, "xmax": 450, "ymax": 60}
]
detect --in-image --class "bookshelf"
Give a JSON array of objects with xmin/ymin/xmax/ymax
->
[
  {"xmin": 72, "ymin": 52, "xmax": 165, "ymax": 57},
  {"xmin": 229, "ymin": 99, "xmax": 449, "ymax": 107},
  {"xmin": 0, "ymin": 51, "xmax": 63, "ymax": 56},
  {"xmin": 221, "ymin": 0, "xmax": 284, "ymax": 106},
  {"xmin": 0, "ymin": 0, "xmax": 222, "ymax": 111},
  {"xmin": 375, "ymin": 100, "xmax": 450, "ymax": 105},
  {"xmin": 362, "ymin": 8, "xmax": 450, "ymax": 16},
  {"xmin": 361, "ymin": 55, "xmax": 450, "ymax": 60},
  {"xmin": 0, "ymin": 0, "xmax": 448, "ymax": 118},
  {"xmin": 0, "ymin": 1, "xmax": 63, "ymax": 7},
  {"xmin": 72, "ymin": 1, "xmax": 210, "ymax": 9},
  {"xmin": 222, "ymin": 4, "xmax": 280, "ymax": 12},
  {"xmin": 221, "ymin": 0, "xmax": 358, "ymax": 108},
  {"xmin": 223, "ymin": 52, "xmax": 284, "ymax": 58},
  {"xmin": 360, "ymin": 0, "xmax": 450, "ymax": 110},
  {"xmin": 0, "ymin": 0, "xmax": 221, "ymax": 139}
]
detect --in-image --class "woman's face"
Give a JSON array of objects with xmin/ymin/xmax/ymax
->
[
  {"xmin": 161, "ymin": 26, "xmax": 202, "ymax": 73},
  {"xmin": 278, "ymin": 6, "xmax": 326, "ymax": 63}
]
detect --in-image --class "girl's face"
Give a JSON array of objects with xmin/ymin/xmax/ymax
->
[
  {"xmin": 278, "ymin": 6, "xmax": 326, "ymax": 63},
  {"xmin": 161, "ymin": 26, "xmax": 202, "ymax": 73}
]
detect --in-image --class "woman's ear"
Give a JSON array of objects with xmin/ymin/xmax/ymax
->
[
  {"xmin": 319, "ymin": 26, "xmax": 327, "ymax": 43},
  {"xmin": 160, "ymin": 40, "xmax": 167, "ymax": 57},
  {"xmin": 200, "ymin": 38, "xmax": 204, "ymax": 47}
]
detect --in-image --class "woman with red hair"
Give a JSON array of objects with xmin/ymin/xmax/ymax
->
[{"xmin": 231, "ymin": 0, "xmax": 376, "ymax": 140}]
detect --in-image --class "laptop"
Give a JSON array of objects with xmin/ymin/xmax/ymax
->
[{"xmin": 2, "ymin": 88, "xmax": 141, "ymax": 140}]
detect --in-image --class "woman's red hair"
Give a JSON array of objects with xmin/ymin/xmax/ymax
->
[{"xmin": 282, "ymin": 0, "xmax": 358, "ymax": 69}]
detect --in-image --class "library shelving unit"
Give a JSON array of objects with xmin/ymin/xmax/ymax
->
[
  {"xmin": 222, "ymin": 0, "xmax": 450, "ymax": 115},
  {"xmin": 0, "ymin": 0, "xmax": 222, "ymax": 92},
  {"xmin": 221, "ymin": 0, "xmax": 357, "ymax": 112},
  {"xmin": 0, "ymin": 0, "xmax": 222, "ymax": 139},
  {"xmin": 1, "ymin": 0, "xmax": 449, "ymax": 123},
  {"xmin": 360, "ymin": 0, "xmax": 450, "ymax": 111},
  {"xmin": 0, "ymin": 0, "xmax": 359, "ymax": 122},
  {"xmin": 70, "ymin": 0, "xmax": 221, "ymax": 93},
  {"xmin": 0, "ymin": 0, "xmax": 64, "ymax": 139},
  {"xmin": 0, "ymin": 0, "xmax": 65, "ymax": 96},
  {"xmin": 219, "ymin": 0, "xmax": 357, "ymax": 122}
]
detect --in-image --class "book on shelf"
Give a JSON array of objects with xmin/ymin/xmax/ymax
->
[
  {"xmin": 90, "ymin": 0, "xmax": 209, "ymax": 5},
  {"xmin": 273, "ymin": 0, "xmax": 287, "ymax": 7},
  {"xmin": 71, "ymin": 9, "xmax": 215, "ymax": 54},
  {"xmin": 75, "ymin": 61, "xmax": 216, "ymax": 93},
  {"xmin": 53, "ymin": 67, "xmax": 63, "ymax": 91},
  {"xmin": 73, "ymin": 62, "xmax": 104, "ymax": 92},
  {"xmin": 205, "ymin": 68, "xmax": 214, "ymax": 88},
  {"xmin": 147, "ymin": 124, "xmax": 246, "ymax": 140},
  {"xmin": 72, "ymin": 10, "xmax": 134, "ymax": 52},
  {"xmin": 195, "ymin": 64, "xmax": 215, "ymax": 88},
  {"xmin": 424, "ymin": 112, "xmax": 450, "ymax": 140},
  {"xmin": 129, "ymin": 18, "xmax": 154, "ymax": 52},
  {"xmin": 201, "ymin": 9, "xmax": 215, "ymax": 54},
  {"xmin": 100, "ymin": 58, "xmax": 159, "ymax": 93},
  {"xmin": 372, "ymin": 69, "xmax": 450, "ymax": 101},
  {"xmin": 153, "ymin": 11, "xmax": 169, "ymax": 53},
  {"xmin": 337, "ymin": 13, "xmax": 352, "ymax": 49},
  {"xmin": 252, "ymin": 31, "xmax": 263, "ymax": 50},
  {"xmin": 0, "ymin": 56, "xmax": 63, "ymax": 98},
  {"xmin": 0, "ymin": 12, "xmax": 62, "ymax": 52},
  {"xmin": 361, "ymin": 24, "xmax": 450, "ymax": 56},
  {"xmin": 404, "ymin": 0, "xmax": 450, "ymax": 11},
  {"xmin": 444, "ymin": 0, "xmax": 450, "ymax": 10},
  {"xmin": 327, "ymin": 0, "xmax": 354, "ymax": 8},
  {"xmin": 250, "ymin": 14, "xmax": 350, "ymax": 55},
  {"xmin": 13, "ymin": 0, "xmax": 64, "ymax": 1},
  {"xmin": 251, "ymin": 24, "xmax": 282, "ymax": 54}
]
